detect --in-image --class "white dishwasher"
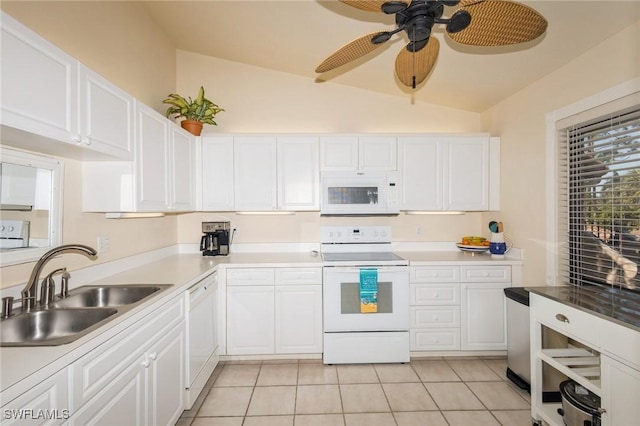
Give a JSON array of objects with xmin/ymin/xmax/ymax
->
[{"xmin": 185, "ymin": 271, "xmax": 219, "ymax": 408}]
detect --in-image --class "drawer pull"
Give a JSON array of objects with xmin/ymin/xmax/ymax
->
[{"xmin": 555, "ymin": 313, "xmax": 570, "ymax": 324}]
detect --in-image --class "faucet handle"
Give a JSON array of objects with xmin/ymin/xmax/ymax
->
[
  {"xmin": 2, "ymin": 297, "xmax": 14, "ymax": 319},
  {"xmin": 60, "ymin": 271, "xmax": 71, "ymax": 298},
  {"xmin": 40, "ymin": 268, "xmax": 67, "ymax": 306}
]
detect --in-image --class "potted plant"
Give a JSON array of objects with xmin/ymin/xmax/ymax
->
[{"xmin": 163, "ymin": 86, "xmax": 224, "ymax": 136}]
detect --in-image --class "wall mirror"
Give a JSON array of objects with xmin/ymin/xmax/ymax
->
[{"xmin": 0, "ymin": 146, "xmax": 63, "ymax": 266}]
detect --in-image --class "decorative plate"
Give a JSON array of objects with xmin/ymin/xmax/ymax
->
[{"xmin": 456, "ymin": 243, "xmax": 490, "ymax": 253}]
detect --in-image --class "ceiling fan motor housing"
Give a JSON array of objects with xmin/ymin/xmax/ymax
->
[{"xmin": 396, "ymin": 1, "xmax": 445, "ymax": 42}]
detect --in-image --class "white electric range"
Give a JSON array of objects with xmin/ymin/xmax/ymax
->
[{"xmin": 320, "ymin": 226, "xmax": 410, "ymax": 364}]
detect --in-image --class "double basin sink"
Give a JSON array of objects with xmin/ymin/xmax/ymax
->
[{"xmin": 1, "ymin": 284, "xmax": 171, "ymax": 347}]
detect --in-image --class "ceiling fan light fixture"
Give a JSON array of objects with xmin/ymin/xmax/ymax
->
[
  {"xmin": 446, "ymin": 10, "xmax": 471, "ymax": 33},
  {"xmin": 381, "ymin": 1, "xmax": 410, "ymax": 14}
]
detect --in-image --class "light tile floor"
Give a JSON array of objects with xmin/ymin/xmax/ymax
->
[{"xmin": 176, "ymin": 357, "xmax": 532, "ymax": 426}]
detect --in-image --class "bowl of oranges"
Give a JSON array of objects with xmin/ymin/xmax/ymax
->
[{"xmin": 456, "ymin": 236, "xmax": 490, "ymax": 253}]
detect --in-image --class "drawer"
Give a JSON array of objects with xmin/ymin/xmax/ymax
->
[
  {"xmin": 411, "ymin": 283, "xmax": 460, "ymax": 305},
  {"xmin": 411, "ymin": 266, "xmax": 459, "ymax": 283},
  {"xmin": 275, "ymin": 267, "xmax": 322, "ymax": 285},
  {"xmin": 227, "ymin": 268, "xmax": 275, "ymax": 286},
  {"xmin": 72, "ymin": 296, "xmax": 184, "ymax": 407},
  {"xmin": 460, "ymin": 265, "xmax": 511, "ymax": 283},
  {"xmin": 411, "ymin": 328, "xmax": 460, "ymax": 351},
  {"xmin": 531, "ymin": 294, "xmax": 601, "ymax": 348},
  {"xmin": 601, "ymin": 319, "xmax": 640, "ymax": 370},
  {"xmin": 411, "ymin": 306, "xmax": 460, "ymax": 328}
]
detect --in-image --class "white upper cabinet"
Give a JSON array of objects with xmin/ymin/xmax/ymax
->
[
  {"xmin": 136, "ymin": 102, "xmax": 170, "ymax": 212},
  {"xmin": 200, "ymin": 136, "xmax": 235, "ymax": 211},
  {"xmin": 78, "ymin": 64, "xmax": 134, "ymax": 160},
  {"xmin": 1, "ymin": 12, "xmax": 78, "ymax": 147},
  {"xmin": 320, "ymin": 135, "xmax": 397, "ymax": 171},
  {"xmin": 277, "ymin": 136, "xmax": 319, "ymax": 211},
  {"xmin": 444, "ymin": 136, "xmax": 489, "ymax": 211},
  {"xmin": 82, "ymin": 103, "xmax": 195, "ymax": 213},
  {"xmin": 234, "ymin": 136, "xmax": 278, "ymax": 211},
  {"xmin": 1, "ymin": 12, "xmax": 134, "ymax": 161},
  {"xmin": 169, "ymin": 124, "xmax": 196, "ymax": 211},
  {"xmin": 398, "ymin": 136, "xmax": 443, "ymax": 210},
  {"xmin": 399, "ymin": 134, "xmax": 498, "ymax": 211}
]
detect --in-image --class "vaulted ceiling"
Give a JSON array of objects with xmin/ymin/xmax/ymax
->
[{"xmin": 143, "ymin": 1, "xmax": 640, "ymax": 112}]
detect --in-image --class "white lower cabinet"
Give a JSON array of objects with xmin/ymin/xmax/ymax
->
[
  {"xmin": 410, "ymin": 265, "xmax": 511, "ymax": 352},
  {"xmin": 600, "ymin": 355, "xmax": 640, "ymax": 426},
  {"xmin": 70, "ymin": 296, "xmax": 185, "ymax": 426},
  {"xmin": 226, "ymin": 267, "xmax": 322, "ymax": 356},
  {"xmin": 1, "ymin": 368, "xmax": 70, "ymax": 425},
  {"xmin": 227, "ymin": 285, "xmax": 276, "ymax": 355}
]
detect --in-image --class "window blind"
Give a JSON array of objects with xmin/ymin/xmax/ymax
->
[{"xmin": 557, "ymin": 104, "xmax": 640, "ymax": 291}]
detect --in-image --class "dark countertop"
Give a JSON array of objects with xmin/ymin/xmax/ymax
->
[{"xmin": 527, "ymin": 285, "xmax": 640, "ymax": 332}]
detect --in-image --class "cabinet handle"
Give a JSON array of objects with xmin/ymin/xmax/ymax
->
[
  {"xmin": 555, "ymin": 313, "xmax": 570, "ymax": 324},
  {"xmin": 142, "ymin": 357, "xmax": 150, "ymax": 368},
  {"xmin": 72, "ymin": 134, "xmax": 82, "ymax": 144},
  {"xmin": 148, "ymin": 352, "xmax": 157, "ymax": 361},
  {"xmin": 82, "ymin": 137, "xmax": 92, "ymax": 146}
]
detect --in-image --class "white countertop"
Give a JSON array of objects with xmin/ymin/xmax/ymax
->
[{"xmin": 0, "ymin": 245, "xmax": 519, "ymax": 400}]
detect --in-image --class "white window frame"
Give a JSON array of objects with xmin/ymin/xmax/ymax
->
[{"xmin": 545, "ymin": 78, "xmax": 640, "ymax": 286}]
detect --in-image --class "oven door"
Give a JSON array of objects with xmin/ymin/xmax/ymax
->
[{"xmin": 323, "ymin": 266, "xmax": 409, "ymax": 332}]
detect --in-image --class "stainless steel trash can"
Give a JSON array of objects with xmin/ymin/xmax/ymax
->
[{"xmin": 504, "ymin": 287, "xmax": 531, "ymax": 390}]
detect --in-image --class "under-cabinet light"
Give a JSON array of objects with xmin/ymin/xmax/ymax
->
[
  {"xmin": 235, "ymin": 211, "xmax": 296, "ymax": 215},
  {"xmin": 404, "ymin": 211, "xmax": 466, "ymax": 215},
  {"xmin": 105, "ymin": 212, "xmax": 166, "ymax": 219}
]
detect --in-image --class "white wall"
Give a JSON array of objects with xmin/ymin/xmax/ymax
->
[
  {"xmin": 174, "ymin": 50, "xmax": 485, "ymax": 245},
  {"xmin": 480, "ymin": 20, "xmax": 640, "ymax": 286}
]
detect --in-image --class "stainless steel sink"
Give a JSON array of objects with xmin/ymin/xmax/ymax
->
[
  {"xmin": 0, "ymin": 308, "xmax": 118, "ymax": 346},
  {"xmin": 52, "ymin": 284, "xmax": 170, "ymax": 309},
  {"xmin": 1, "ymin": 284, "xmax": 171, "ymax": 346}
]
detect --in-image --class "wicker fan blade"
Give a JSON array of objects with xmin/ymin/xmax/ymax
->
[
  {"xmin": 340, "ymin": 0, "xmax": 408, "ymax": 13},
  {"xmin": 448, "ymin": 0, "xmax": 547, "ymax": 46},
  {"xmin": 395, "ymin": 37, "xmax": 440, "ymax": 88},
  {"xmin": 316, "ymin": 32, "xmax": 389, "ymax": 73}
]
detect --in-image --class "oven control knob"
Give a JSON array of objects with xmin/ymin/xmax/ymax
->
[
  {"xmin": 7, "ymin": 226, "xmax": 14, "ymax": 232},
  {"xmin": 0, "ymin": 226, "xmax": 4, "ymax": 232}
]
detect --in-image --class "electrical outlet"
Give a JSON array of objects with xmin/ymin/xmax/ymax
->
[{"xmin": 97, "ymin": 235, "xmax": 110, "ymax": 254}]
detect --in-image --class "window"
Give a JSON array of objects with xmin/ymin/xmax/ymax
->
[{"xmin": 557, "ymin": 104, "xmax": 640, "ymax": 291}]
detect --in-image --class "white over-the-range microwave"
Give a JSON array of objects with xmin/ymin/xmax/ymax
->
[{"xmin": 320, "ymin": 170, "xmax": 400, "ymax": 215}]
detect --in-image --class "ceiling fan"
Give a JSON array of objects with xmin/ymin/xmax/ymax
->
[{"xmin": 315, "ymin": 0, "xmax": 548, "ymax": 89}]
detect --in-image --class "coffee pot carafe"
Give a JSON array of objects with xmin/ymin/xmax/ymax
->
[{"xmin": 200, "ymin": 221, "xmax": 231, "ymax": 256}]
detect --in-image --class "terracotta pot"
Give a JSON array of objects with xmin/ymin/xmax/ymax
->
[{"xmin": 181, "ymin": 119, "xmax": 203, "ymax": 136}]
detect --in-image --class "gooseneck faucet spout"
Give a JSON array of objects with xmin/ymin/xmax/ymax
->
[{"xmin": 21, "ymin": 244, "xmax": 98, "ymax": 312}]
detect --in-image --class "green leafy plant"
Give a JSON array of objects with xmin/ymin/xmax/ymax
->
[{"xmin": 163, "ymin": 86, "xmax": 224, "ymax": 125}]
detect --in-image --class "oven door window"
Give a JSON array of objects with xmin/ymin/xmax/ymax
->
[
  {"xmin": 327, "ymin": 186, "xmax": 379, "ymax": 205},
  {"xmin": 340, "ymin": 281, "xmax": 392, "ymax": 314}
]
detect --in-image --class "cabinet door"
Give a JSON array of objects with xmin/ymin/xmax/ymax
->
[
  {"xmin": 135, "ymin": 102, "xmax": 169, "ymax": 211},
  {"xmin": 70, "ymin": 357, "xmax": 146, "ymax": 426},
  {"xmin": 78, "ymin": 64, "xmax": 134, "ymax": 160},
  {"xmin": 201, "ymin": 136, "xmax": 234, "ymax": 211},
  {"xmin": 234, "ymin": 136, "xmax": 277, "ymax": 211},
  {"xmin": 444, "ymin": 137, "xmax": 489, "ymax": 211},
  {"xmin": 2, "ymin": 368, "xmax": 70, "ymax": 425},
  {"xmin": 146, "ymin": 321, "xmax": 185, "ymax": 426},
  {"xmin": 275, "ymin": 285, "xmax": 322, "ymax": 354},
  {"xmin": 319, "ymin": 136, "xmax": 358, "ymax": 171},
  {"xmin": 600, "ymin": 355, "xmax": 640, "ymax": 426},
  {"xmin": 0, "ymin": 12, "xmax": 78, "ymax": 145},
  {"xmin": 398, "ymin": 136, "xmax": 443, "ymax": 210},
  {"xmin": 170, "ymin": 124, "xmax": 195, "ymax": 211},
  {"xmin": 227, "ymin": 285, "xmax": 275, "ymax": 355},
  {"xmin": 460, "ymin": 283, "xmax": 509, "ymax": 350},
  {"xmin": 277, "ymin": 136, "xmax": 319, "ymax": 211},
  {"xmin": 359, "ymin": 135, "xmax": 397, "ymax": 171}
]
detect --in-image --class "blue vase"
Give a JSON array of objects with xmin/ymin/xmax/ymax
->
[{"xmin": 489, "ymin": 242, "xmax": 507, "ymax": 255}]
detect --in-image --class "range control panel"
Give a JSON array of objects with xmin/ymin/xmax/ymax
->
[{"xmin": 320, "ymin": 226, "xmax": 392, "ymax": 244}]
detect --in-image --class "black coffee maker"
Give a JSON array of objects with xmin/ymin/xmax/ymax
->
[{"xmin": 200, "ymin": 221, "xmax": 231, "ymax": 256}]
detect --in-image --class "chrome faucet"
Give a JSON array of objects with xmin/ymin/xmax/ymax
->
[{"xmin": 21, "ymin": 244, "xmax": 98, "ymax": 312}]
